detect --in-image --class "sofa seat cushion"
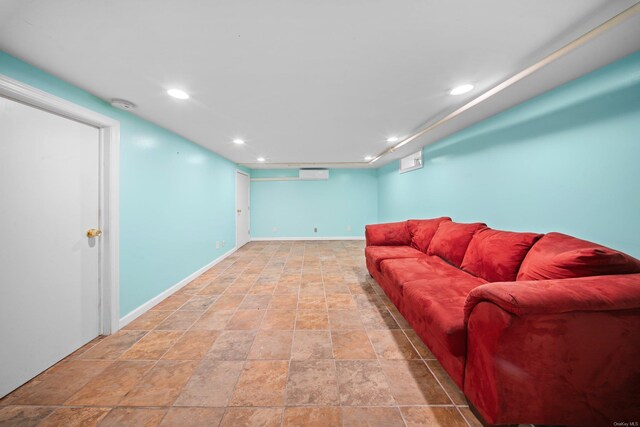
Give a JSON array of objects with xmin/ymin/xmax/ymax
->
[
  {"xmin": 402, "ymin": 274, "xmax": 487, "ymax": 387},
  {"xmin": 365, "ymin": 245, "xmax": 426, "ymax": 272},
  {"xmin": 369, "ymin": 266, "xmax": 404, "ymax": 310},
  {"xmin": 379, "ymin": 256, "xmax": 463, "ymax": 293},
  {"xmin": 407, "ymin": 217, "xmax": 452, "ymax": 253},
  {"xmin": 427, "ymin": 221, "xmax": 487, "ymax": 267},
  {"xmin": 517, "ymin": 232, "xmax": 640, "ymax": 281},
  {"xmin": 461, "ymin": 228, "xmax": 543, "ymax": 282}
]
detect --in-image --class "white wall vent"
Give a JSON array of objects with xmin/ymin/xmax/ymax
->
[
  {"xmin": 399, "ymin": 151, "xmax": 423, "ymax": 174},
  {"xmin": 299, "ymin": 168, "xmax": 329, "ymax": 180}
]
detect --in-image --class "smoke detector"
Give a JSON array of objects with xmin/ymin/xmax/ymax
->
[{"xmin": 110, "ymin": 99, "xmax": 136, "ymax": 111}]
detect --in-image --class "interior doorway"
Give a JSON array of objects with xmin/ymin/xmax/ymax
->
[
  {"xmin": 235, "ymin": 170, "xmax": 250, "ymax": 248},
  {"xmin": 0, "ymin": 75, "xmax": 120, "ymax": 397}
]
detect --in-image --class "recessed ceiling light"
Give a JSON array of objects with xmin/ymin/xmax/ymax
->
[
  {"xmin": 167, "ymin": 88, "xmax": 190, "ymax": 100},
  {"xmin": 386, "ymin": 136, "xmax": 399, "ymax": 143},
  {"xmin": 257, "ymin": 157, "xmax": 265, "ymax": 162},
  {"xmin": 233, "ymin": 139, "xmax": 245, "ymax": 145},
  {"xmin": 450, "ymin": 84, "xmax": 474, "ymax": 95},
  {"xmin": 364, "ymin": 155, "xmax": 373, "ymax": 161}
]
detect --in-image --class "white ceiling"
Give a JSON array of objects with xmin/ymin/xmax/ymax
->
[{"xmin": 0, "ymin": 0, "xmax": 638, "ymax": 168}]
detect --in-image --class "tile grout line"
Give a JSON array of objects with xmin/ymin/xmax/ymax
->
[
  {"xmin": 280, "ymin": 241, "xmax": 298, "ymax": 427},
  {"xmin": 320, "ymin": 244, "xmax": 341, "ymax": 419}
]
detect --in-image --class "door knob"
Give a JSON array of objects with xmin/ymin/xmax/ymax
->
[
  {"xmin": 237, "ymin": 209, "xmax": 242, "ymax": 213},
  {"xmin": 86, "ymin": 228, "xmax": 102, "ymax": 238}
]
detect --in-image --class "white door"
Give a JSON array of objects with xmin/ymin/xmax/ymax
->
[
  {"xmin": 0, "ymin": 96, "xmax": 101, "ymax": 397},
  {"xmin": 236, "ymin": 171, "xmax": 250, "ymax": 248}
]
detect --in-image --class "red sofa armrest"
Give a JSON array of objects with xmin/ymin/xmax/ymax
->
[
  {"xmin": 464, "ymin": 273, "xmax": 640, "ymax": 320},
  {"xmin": 365, "ymin": 221, "xmax": 410, "ymax": 246},
  {"xmin": 463, "ymin": 273, "xmax": 640, "ymax": 426}
]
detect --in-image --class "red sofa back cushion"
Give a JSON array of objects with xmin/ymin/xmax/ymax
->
[
  {"xmin": 427, "ymin": 221, "xmax": 486, "ymax": 267},
  {"xmin": 407, "ymin": 217, "xmax": 452, "ymax": 253},
  {"xmin": 517, "ymin": 232, "xmax": 640, "ymax": 280},
  {"xmin": 461, "ymin": 228, "xmax": 543, "ymax": 282},
  {"xmin": 365, "ymin": 221, "xmax": 411, "ymax": 246}
]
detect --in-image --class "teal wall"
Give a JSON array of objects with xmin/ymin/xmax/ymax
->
[
  {"xmin": 0, "ymin": 51, "xmax": 238, "ymax": 317},
  {"xmin": 3, "ymin": 47, "xmax": 639, "ymax": 318},
  {"xmin": 251, "ymin": 169, "xmax": 377, "ymax": 238},
  {"xmin": 377, "ymin": 51, "xmax": 640, "ymax": 258}
]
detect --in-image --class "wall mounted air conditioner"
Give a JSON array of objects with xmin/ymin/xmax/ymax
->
[
  {"xmin": 399, "ymin": 151, "xmax": 423, "ymax": 174},
  {"xmin": 299, "ymin": 168, "xmax": 329, "ymax": 180}
]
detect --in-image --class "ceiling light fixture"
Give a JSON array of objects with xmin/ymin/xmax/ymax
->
[
  {"xmin": 167, "ymin": 88, "xmax": 190, "ymax": 100},
  {"xmin": 257, "ymin": 157, "xmax": 266, "ymax": 162},
  {"xmin": 449, "ymin": 84, "xmax": 474, "ymax": 95},
  {"xmin": 364, "ymin": 155, "xmax": 373, "ymax": 161},
  {"xmin": 233, "ymin": 139, "xmax": 245, "ymax": 145},
  {"xmin": 110, "ymin": 99, "xmax": 136, "ymax": 111},
  {"xmin": 386, "ymin": 136, "xmax": 399, "ymax": 143}
]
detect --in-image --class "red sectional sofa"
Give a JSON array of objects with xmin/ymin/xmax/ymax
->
[{"xmin": 365, "ymin": 218, "xmax": 640, "ymax": 426}]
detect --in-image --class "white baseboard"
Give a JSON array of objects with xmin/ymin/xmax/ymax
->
[
  {"xmin": 251, "ymin": 236, "xmax": 365, "ymax": 241},
  {"xmin": 119, "ymin": 247, "xmax": 238, "ymax": 329}
]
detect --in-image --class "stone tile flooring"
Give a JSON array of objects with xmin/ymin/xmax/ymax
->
[{"xmin": 0, "ymin": 241, "xmax": 487, "ymax": 426}]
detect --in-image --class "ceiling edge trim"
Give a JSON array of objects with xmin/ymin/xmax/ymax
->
[{"xmin": 239, "ymin": 162, "xmax": 371, "ymax": 169}]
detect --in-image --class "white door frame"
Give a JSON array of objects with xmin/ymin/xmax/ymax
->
[
  {"xmin": 235, "ymin": 169, "xmax": 250, "ymax": 249},
  {"xmin": 0, "ymin": 74, "xmax": 120, "ymax": 335}
]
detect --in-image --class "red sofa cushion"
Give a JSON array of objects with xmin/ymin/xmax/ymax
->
[
  {"xmin": 461, "ymin": 228, "xmax": 543, "ymax": 282},
  {"xmin": 365, "ymin": 221, "xmax": 411, "ymax": 246},
  {"xmin": 380, "ymin": 258, "xmax": 434, "ymax": 293},
  {"xmin": 379, "ymin": 256, "xmax": 460, "ymax": 298},
  {"xmin": 517, "ymin": 232, "xmax": 640, "ymax": 281},
  {"xmin": 427, "ymin": 221, "xmax": 487, "ymax": 267},
  {"xmin": 402, "ymin": 273, "xmax": 487, "ymax": 387},
  {"xmin": 368, "ymin": 263, "xmax": 404, "ymax": 310},
  {"xmin": 364, "ymin": 245, "xmax": 425, "ymax": 272},
  {"xmin": 406, "ymin": 217, "xmax": 452, "ymax": 253}
]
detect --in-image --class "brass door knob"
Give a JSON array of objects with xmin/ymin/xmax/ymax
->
[{"xmin": 87, "ymin": 228, "xmax": 103, "ymax": 238}]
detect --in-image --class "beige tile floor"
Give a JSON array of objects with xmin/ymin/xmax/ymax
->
[{"xmin": 0, "ymin": 241, "xmax": 487, "ymax": 427}]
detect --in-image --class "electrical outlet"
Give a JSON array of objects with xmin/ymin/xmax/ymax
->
[
  {"xmin": 272, "ymin": 227, "xmax": 278, "ymax": 232},
  {"xmin": 314, "ymin": 227, "xmax": 318, "ymax": 233},
  {"xmin": 216, "ymin": 241, "xmax": 220, "ymax": 249},
  {"xmin": 222, "ymin": 240, "xmax": 225, "ymax": 247},
  {"xmin": 347, "ymin": 225, "xmax": 352, "ymax": 231}
]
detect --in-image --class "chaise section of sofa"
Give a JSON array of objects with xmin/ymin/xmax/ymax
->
[
  {"xmin": 464, "ymin": 275, "xmax": 640, "ymax": 425},
  {"xmin": 364, "ymin": 218, "xmax": 640, "ymax": 426}
]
